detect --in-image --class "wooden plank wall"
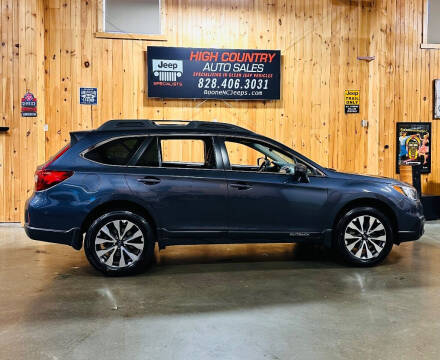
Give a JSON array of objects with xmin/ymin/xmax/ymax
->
[
  {"xmin": 41, "ymin": 0, "xmax": 371, "ymax": 166},
  {"xmin": 1, "ymin": 0, "xmax": 440, "ymax": 222},
  {"xmin": 0, "ymin": 0, "xmax": 45, "ymax": 222}
]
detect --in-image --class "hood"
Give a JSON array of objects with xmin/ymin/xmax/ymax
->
[{"xmin": 324, "ymin": 169, "xmax": 404, "ymax": 185}]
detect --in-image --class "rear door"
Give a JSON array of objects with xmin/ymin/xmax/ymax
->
[{"xmin": 124, "ymin": 135, "xmax": 229, "ymax": 240}]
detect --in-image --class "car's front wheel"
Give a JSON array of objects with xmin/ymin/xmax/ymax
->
[
  {"xmin": 334, "ymin": 206, "xmax": 394, "ymax": 266},
  {"xmin": 84, "ymin": 210, "xmax": 155, "ymax": 275}
]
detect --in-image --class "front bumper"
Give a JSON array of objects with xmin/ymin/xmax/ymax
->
[
  {"xmin": 24, "ymin": 225, "xmax": 82, "ymax": 250},
  {"xmin": 397, "ymin": 215, "xmax": 425, "ymax": 243}
]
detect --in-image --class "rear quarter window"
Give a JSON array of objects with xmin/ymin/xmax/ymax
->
[
  {"xmin": 136, "ymin": 138, "xmax": 160, "ymax": 167},
  {"xmin": 84, "ymin": 137, "xmax": 144, "ymax": 165}
]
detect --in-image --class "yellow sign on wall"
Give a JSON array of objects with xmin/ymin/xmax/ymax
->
[{"xmin": 344, "ymin": 89, "xmax": 360, "ymax": 114}]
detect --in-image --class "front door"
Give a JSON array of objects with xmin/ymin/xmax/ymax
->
[{"xmin": 220, "ymin": 137, "xmax": 328, "ymax": 240}]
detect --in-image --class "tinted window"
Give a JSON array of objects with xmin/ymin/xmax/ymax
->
[
  {"xmin": 136, "ymin": 138, "xmax": 160, "ymax": 167},
  {"xmin": 85, "ymin": 137, "xmax": 144, "ymax": 165}
]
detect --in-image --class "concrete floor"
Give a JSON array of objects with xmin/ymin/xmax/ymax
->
[{"xmin": 1, "ymin": 224, "xmax": 440, "ymax": 360}]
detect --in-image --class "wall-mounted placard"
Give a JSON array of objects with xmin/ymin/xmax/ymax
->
[
  {"xmin": 147, "ymin": 46, "xmax": 281, "ymax": 100},
  {"xmin": 434, "ymin": 79, "xmax": 440, "ymax": 119},
  {"xmin": 396, "ymin": 122, "xmax": 431, "ymax": 174},
  {"xmin": 80, "ymin": 87, "xmax": 98, "ymax": 105},
  {"xmin": 21, "ymin": 92, "xmax": 37, "ymax": 117},
  {"xmin": 344, "ymin": 90, "xmax": 360, "ymax": 114}
]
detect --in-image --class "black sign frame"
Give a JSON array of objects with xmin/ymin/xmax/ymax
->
[
  {"xmin": 147, "ymin": 46, "xmax": 281, "ymax": 101},
  {"xmin": 396, "ymin": 122, "xmax": 431, "ymax": 174}
]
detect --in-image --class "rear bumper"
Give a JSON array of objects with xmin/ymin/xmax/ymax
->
[
  {"xmin": 24, "ymin": 225, "xmax": 82, "ymax": 249},
  {"xmin": 397, "ymin": 215, "xmax": 425, "ymax": 243},
  {"xmin": 24, "ymin": 190, "xmax": 86, "ymax": 250}
]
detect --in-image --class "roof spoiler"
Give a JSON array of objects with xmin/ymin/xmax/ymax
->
[{"xmin": 70, "ymin": 131, "xmax": 90, "ymax": 146}]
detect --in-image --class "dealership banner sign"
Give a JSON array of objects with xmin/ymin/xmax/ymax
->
[{"xmin": 147, "ymin": 46, "xmax": 281, "ymax": 100}]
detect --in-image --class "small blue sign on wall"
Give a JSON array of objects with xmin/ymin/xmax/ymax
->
[{"xmin": 80, "ymin": 87, "xmax": 98, "ymax": 105}]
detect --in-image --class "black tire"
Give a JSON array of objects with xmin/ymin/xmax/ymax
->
[
  {"xmin": 333, "ymin": 206, "xmax": 394, "ymax": 267},
  {"xmin": 84, "ymin": 210, "xmax": 155, "ymax": 276}
]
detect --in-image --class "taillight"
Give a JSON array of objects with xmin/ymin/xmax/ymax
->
[
  {"xmin": 35, "ymin": 144, "xmax": 73, "ymax": 191},
  {"xmin": 35, "ymin": 170, "xmax": 73, "ymax": 191}
]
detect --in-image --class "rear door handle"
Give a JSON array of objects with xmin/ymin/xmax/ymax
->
[
  {"xmin": 137, "ymin": 176, "xmax": 161, "ymax": 185},
  {"xmin": 230, "ymin": 182, "xmax": 252, "ymax": 190}
]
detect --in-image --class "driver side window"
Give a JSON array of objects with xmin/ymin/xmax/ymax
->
[
  {"xmin": 225, "ymin": 141, "xmax": 265, "ymax": 170},
  {"xmin": 224, "ymin": 139, "xmax": 297, "ymax": 173}
]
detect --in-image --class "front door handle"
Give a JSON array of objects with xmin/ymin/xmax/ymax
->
[
  {"xmin": 137, "ymin": 176, "xmax": 161, "ymax": 185},
  {"xmin": 230, "ymin": 182, "xmax": 252, "ymax": 190}
]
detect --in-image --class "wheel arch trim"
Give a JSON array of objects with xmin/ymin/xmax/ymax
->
[
  {"xmin": 80, "ymin": 199, "xmax": 159, "ymax": 243},
  {"xmin": 331, "ymin": 197, "xmax": 398, "ymax": 243}
]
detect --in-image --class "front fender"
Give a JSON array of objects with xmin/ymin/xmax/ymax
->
[{"xmin": 324, "ymin": 180, "xmax": 400, "ymax": 230}]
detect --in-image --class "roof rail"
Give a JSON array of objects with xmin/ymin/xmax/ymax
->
[
  {"xmin": 97, "ymin": 120, "xmax": 156, "ymax": 131},
  {"xmin": 96, "ymin": 119, "xmax": 251, "ymax": 133}
]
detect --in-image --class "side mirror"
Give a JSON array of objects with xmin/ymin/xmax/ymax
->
[{"xmin": 293, "ymin": 163, "xmax": 309, "ymax": 183}]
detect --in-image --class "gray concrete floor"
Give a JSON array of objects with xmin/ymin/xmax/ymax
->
[{"xmin": 1, "ymin": 224, "xmax": 440, "ymax": 360}]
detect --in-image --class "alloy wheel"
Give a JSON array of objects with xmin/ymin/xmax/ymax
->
[
  {"xmin": 344, "ymin": 215, "xmax": 387, "ymax": 260},
  {"xmin": 94, "ymin": 220, "xmax": 144, "ymax": 269}
]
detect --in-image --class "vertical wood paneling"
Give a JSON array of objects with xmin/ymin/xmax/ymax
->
[
  {"xmin": 0, "ymin": 0, "xmax": 45, "ymax": 222},
  {"xmin": 367, "ymin": 0, "xmax": 379, "ymax": 175},
  {"xmin": 2, "ymin": 0, "xmax": 440, "ymax": 222}
]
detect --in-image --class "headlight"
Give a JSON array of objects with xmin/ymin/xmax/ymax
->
[{"xmin": 392, "ymin": 184, "xmax": 418, "ymax": 201}]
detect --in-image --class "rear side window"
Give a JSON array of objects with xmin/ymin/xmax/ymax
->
[
  {"xmin": 135, "ymin": 137, "xmax": 216, "ymax": 169},
  {"xmin": 84, "ymin": 137, "xmax": 144, "ymax": 165},
  {"xmin": 160, "ymin": 138, "xmax": 216, "ymax": 169},
  {"xmin": 161, "ymin": 139, "xmax": 205, "ymax": 164}
]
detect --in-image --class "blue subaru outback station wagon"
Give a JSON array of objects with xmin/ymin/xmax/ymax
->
[{"xmin": 25, "ymin": 120, "xmax": 425, "ymax": 275}]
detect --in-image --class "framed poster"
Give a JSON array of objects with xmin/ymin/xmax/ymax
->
[
  {"xmin": 146, "ymin": 46, "xmax": 281, "ymax": 100},
  {"xmin": 396, "ymin": 122, "xmax": 431, "ymax": 174},
  {"xmin": 434, "ymin": 79, "xmax": 440, "ymax": 119}
]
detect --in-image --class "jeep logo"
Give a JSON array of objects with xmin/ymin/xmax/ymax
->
[
  {"xmin": 157, "ymin": 61, "xmax": 178, "ymax": 70},
  {"xmin": 152, "ymin": 59, "xmax": 183, "ymax": 81}
]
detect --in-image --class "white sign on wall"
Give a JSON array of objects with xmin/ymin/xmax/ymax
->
[{"xmin": 435, "ymin": 79, "xmax": 440, "ymax": 119}]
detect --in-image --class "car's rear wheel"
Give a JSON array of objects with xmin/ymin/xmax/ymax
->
[
  {"xmin": 334, "ymin": 206, "xmax": 394, "ymax": 266},
  {"xmin": 84, "ymin": 210, "xmax": 155, "ymax": 275}
]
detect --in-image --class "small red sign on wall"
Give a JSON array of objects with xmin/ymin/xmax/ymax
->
[{"xmin": 21, "ymin": 92, "xmax": 37, "ymax": 117}]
